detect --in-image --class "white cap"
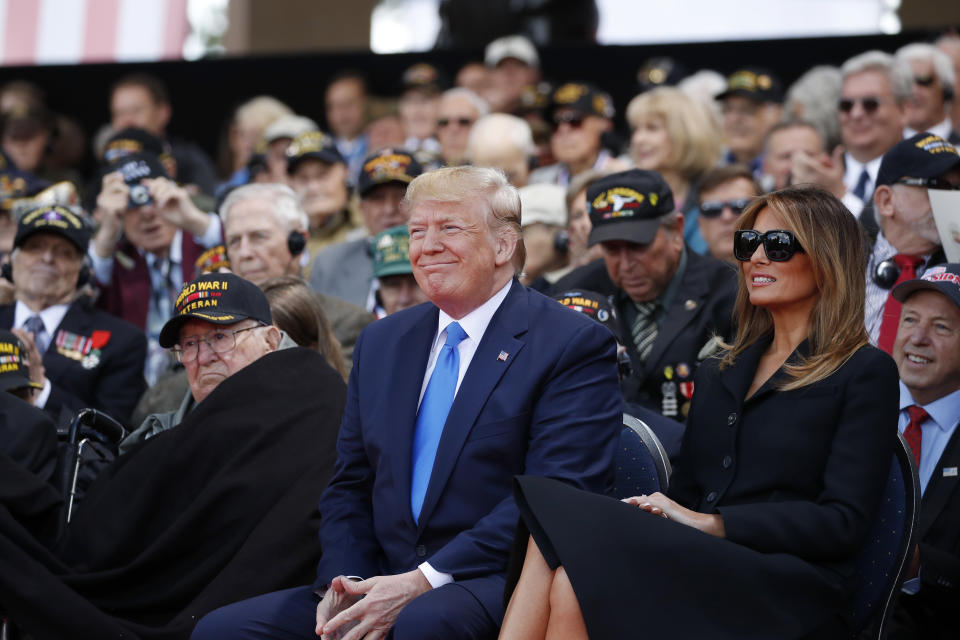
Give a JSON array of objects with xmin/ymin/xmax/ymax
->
[
  {"xmin": 485, "ymin": 35, "xmax": 539, "ymax": 69},
  {"xmin": 520, "ymin": 183, "xmax": 566, "ymax": 228},
  {"xmin": 264, "ymin": 114, "xmax": 319, "ymax": 143}
]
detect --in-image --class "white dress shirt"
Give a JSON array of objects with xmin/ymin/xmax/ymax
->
[
  {"xmin": 841, "ymin": 153, "xmax": 884, "ymax": 219},
  {"xmin": 416, "ymin": 279, "xmax": 513, "ymax": 588},
  {"xmin": 904, "ymin": 118, "xmax": 954, "ymax": 141}
]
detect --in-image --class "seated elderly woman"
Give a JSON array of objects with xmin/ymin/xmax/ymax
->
[
  {"xmin": 500, "ymin": 186, "xmax": 899, "ymax": 639},
  {"xmin": 625, "ymin": 86, "xmax": 722, "ymax": 255},
  {"xmin": 0, "ymin": 272, "xmax": 345, "ymax": 639}
]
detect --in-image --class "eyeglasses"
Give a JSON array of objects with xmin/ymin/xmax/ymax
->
[
  {"xmin": 699, "ymin": 198, "xmax": 752, "ymax": 218},
  {"xmin": 913, "ymin": 75, "xmax": 936, "ymax": 87},
  {"xmin": 553, "ymin": 112, "xmax": 585, "ymax": 129},
  {"xmin": 437, "ymin": 117, "xmax": 474, "ymax": 128},
  {"xmin": 896, "ymin": 177, "xmax": 960, "ymax": 190},
  {"xmin": 733, "ymin": 229, "xmax": 804, "ymax": 262},
  {"xmin": 838, "ymin": 97, "xmax": 887, "ymax": 114},
  {"xmin": 171, "ymin": 324, "xmax": 265, "ymax": 363}
]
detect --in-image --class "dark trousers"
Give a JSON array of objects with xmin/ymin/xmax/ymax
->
[{"xmin": 191, "ymin": 583, "xmax": 497, "ymax": 640}]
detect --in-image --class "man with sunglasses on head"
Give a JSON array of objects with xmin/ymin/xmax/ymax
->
[
  {"xmin": 793, "ymin": 51, "xmax": 912, "ymax": 220},
  {"xmin": 696, "ymin": 164, "xmax": 761, "ymax": 264},
  {"xmin": 866, "ymin": 132, "xmax": 960, "ymax": 356},
  {"xmin": 555, "ymin": 169, "xmax": 736, "ymax": 419},
  {"xmin": 528, "ymin": 82, "xmax": 625, "ymax": 187},
  {"xmin": 897, "ymin": 42, "xmax": 960, "ymax": 145}
]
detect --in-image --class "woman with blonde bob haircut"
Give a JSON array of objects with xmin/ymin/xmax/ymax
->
[{"xmin": 500, "ymin": 185, "xmax": 900, "ymax": 640}]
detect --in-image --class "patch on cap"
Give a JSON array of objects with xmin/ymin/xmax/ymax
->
[
  {"xmin": 358, "ymin": 149, "xmax": 422, "ymax": 197},
  {"xmin": 591, "ymin": 187, "xmax": 653, "ymax": 220},
  {"xmin": 585, "ymin": 169, "xmax": 675, "ymax": 246},
  {"xmin": 717, "ymin": 68, "xmax": 783, "ymax": 103},
  {"xmin": 194, "ymin": 245, "xmax": 230, "ymax": 277},
  {"xmin": 0, "ymin": 329, "xmax": 42, "ymax": 391},
  {"xmin": 372, "ymin": 224, "xmax": 413, "ymax": 278},
  {"xmin": 14, "ymin": 203, "xmax": 90, "ymax": 253},
  {"xmin": 914, "ymin": 134, "xmax": 959, "ymax": 156},
  {"xmin": 891, "ymin": 262, "xmax": 960, "ymax": 308},
  {"xmin": 286, "ymin": 130, "xmax": 343, "ymax": 172},
  {"xmin": 553, "ymin": 289, "xmax": 622, "ymax": 343},
  {"xmin": 551, "ymin": 83, "xmax": 615, "ymax": 119}
]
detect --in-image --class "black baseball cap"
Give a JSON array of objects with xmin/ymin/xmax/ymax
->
[
  {"xmin": 109, "ymin": 151, "xmax": 170, "ymax": 184},
  {"xmin": 586, "ymin": 169, "xmax": 675, "ymax": 246},
  {"xmin": 159, "ymin": 272, "xmax": 273, "ymax": 348},
  {"xmin": 549, "ymin": 82, "xmax": 615, "ymax": 120},
  {"xmin": 14, "ymin": 203, "xmax": 91, "ymax": 253},
  {"xmin": 876, "ymin": 132, "xmax": 960, "ymax": 188},
  {"xmin": 286, "ymin": 131, "xmax": 344, "ymax": 174},
  {"xmin": 357, "ymin": 148, "xmax": 422, "ymax": 198},
  {"xmin": 0, "ymin": 329, "xmax": 43, "ymax": 392},
  {"xmin": 717, "ymin": 67, "xmax": 783, "ymax": 103},
  {"xmin": 102, "ymin": 127, "xmax": 171, "ymax": 165},
  {"xmin": 553, "ymin": 289, "xmax": 623, "ymax": 343},
  {"xmin": 892, "ymin": 263, "xmax": 960, "ymax": 309}
]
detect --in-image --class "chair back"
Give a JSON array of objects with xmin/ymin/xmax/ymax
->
[
  {"xmin": 851, "ymin": 431, "xmax": 920, "ymax": 637},
  {"xmin": 614, "ymin": 414, "xmax": 673, "ymax": 498}
]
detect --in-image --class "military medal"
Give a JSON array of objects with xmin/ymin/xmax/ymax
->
[{"xmin": 54, "ymin": 329, "xmax": 110, "ymax": 368}]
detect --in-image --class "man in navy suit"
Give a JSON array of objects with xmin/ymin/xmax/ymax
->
[{"xmin": 192, "ymin": 166, "xmax": 622, "ymax": 640}]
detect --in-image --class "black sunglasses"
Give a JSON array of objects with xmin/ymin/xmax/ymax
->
[
  {"xmin": 838, "ymin": 97, "xmax": 886, "ymax": 114},
  {"xmin": 896, "ymin": 177, "xmax": 960, "ymax": 190},
  {"xmin": 734, "ymin": 229, "xmax": 804, "ymax": 262},
  {"xmin": 699, "ymin": 198, "xmax": 752, "ymax": 218},
  {"xmin": 913, "ymin": 74, "xmax": 936, "ymax": 87},
  {"xmin": 553, "ymin": 112, "xmax": 585, "ymax": 129},
  {"xmin": 437, "ymin": 117, "xmax": 474, "ymax": 128}
]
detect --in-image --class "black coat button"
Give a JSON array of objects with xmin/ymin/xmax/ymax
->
[
  {"xmin": 722, "ymin": 455, "xmax": 733, "ymax": 469},
  {"xmin": 415, "ymin": 545, "xmax": 427, "ymax": 558},
  {"xmin": 706, "ymin": 491, "xmax": 718, "ymax": 502},
  {"xmin": 727, "ymin": 412, "xmax": 737, "ymax": 425}
]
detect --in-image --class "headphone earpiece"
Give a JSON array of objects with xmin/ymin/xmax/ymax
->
[
  {"xmin": 873, "ymin": 259, "xmax": 900, "ymax": 289},
  {"xmin": 554, "ymin": 230, "xmax": 569, "ymax": 254},
  {"xmin": 944, "ymin": 83, "xmax": 955, "ymax": 103},
  {"xmin": 77, "ymin": 263, "xmax": 90, "ymax": 288},
  {"xmin": 287, "ymin": 230, "xmax": 306, "ymax": 257},
  {"xmin": 1, "ymin": 263, "xmax": 12, "ymax": 283}
]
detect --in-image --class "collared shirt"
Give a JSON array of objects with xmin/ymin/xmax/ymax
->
[
  {"xmin": 904, "ymin": 118, "xmax": 954, "ymax": 141},
  {"xmin": 414, "ymin": 278, "xmax": 513, "ymax": 589},
  {"xmin": 14, "ymin": 299, "xmax": 69, "ymax": 409},
  {"xmin": 898, "ymin": 382, "xmax": 960, "ymax": 495},
  {"xmin": 864, "ymin": 231, "xmax": 936, "ymax": 345},
  {"xmin": 336, "ymin": 134, "xmax": 368, "ymax": 184},
  {"xmin": 620, "ymin": 247, "xmax": 689, "ymax": 339},
  {"xmin": 898, "ymin": 382, "xmax": 960, "ymax": 596},
  {"xmin": 841, "ymin": 153, "xmax": 884, "ymax": 219}
]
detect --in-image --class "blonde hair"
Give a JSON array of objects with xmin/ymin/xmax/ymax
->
[
  {"xmin": 402, "ymin": 165, "xmax": 525, "ymax": 272},
  {"xmin": 625, "ymin": 87, "xmax": 722, "ymax": 181},
  {"xmin": 719, "ymin": 185, "xmax": 868, "ymax": 390}
]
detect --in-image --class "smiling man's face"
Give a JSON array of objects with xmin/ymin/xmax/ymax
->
[{"xmin": 894, "ymin": 289, "xmax": 960, "ymax": 405}]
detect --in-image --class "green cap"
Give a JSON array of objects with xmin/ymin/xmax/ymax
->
[{"xmin": 372, "ymin": 225, "xmax": 413, "ymax": 278}]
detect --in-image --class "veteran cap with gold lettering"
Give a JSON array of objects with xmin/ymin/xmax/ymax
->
[
  {"xmin": 286, "ymin": 131, "xmax": 345, "ymax": 174},
  {"xmin": 0, "ymin": 329, "xmax": 43, "ymax": 392},
  {"xmin": 875, "ymin": 132, "xmax": 960, "ymax": 188},
  {"xmin": 14, "ymin": 203, "xmax": 91, "ymax": 253},
  {"xmin": 159, "ymin": 272, "xmax": 272, "ymax": 348},
  {"xmin": 716, "ymin": 67, "xmax": 783, "ymax": 103},
  {"xmin": 586, "ymin": 169, "xmax": 675, "ymax": 246},
  {"xmin": 357, "ymin": 148, "xmax": 422, "ymax": 198}
]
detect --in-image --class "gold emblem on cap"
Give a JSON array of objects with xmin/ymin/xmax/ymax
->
[
  {"xmin": 684, "ymin": 299, "xmax": 697, "ymax": 310},
  {"xmin": 554, "ymin": 83, "xmax": 587, "ymax": 104}
]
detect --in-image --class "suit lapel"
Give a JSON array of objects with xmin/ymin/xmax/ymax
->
[
  {"xmin": 388, "ymin": 304, "xmax": 439, "ymax": 524},
  {"xmin": 42, "ymin": 302, "xmax": 88, "ymax": 379},
  {"xmin": 416, "ymin": 281, "xmax": 527, "ymax": 531},
  {"xmin": 641, "ymin": 254, "xmax": 710, "ymax": 375},
  {"xmin": 917, "ymin": 423, "xmax": 960, "ymax": 541}
]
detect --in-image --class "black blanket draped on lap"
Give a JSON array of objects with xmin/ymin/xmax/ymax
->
[{"xmin": 0, "ymin": 347, "xmax": 345, "ymax": 640}]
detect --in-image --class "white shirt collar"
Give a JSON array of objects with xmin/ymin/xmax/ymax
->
[
  {"xmin": 899, "ymin": 380, "xmax": 960, "ymax": 433},
  {"xmin": 433, "ymin": 279, "xmax": 513, "ymax": 350},
  {"xmin": 904, "ymin": 118, "xmax": 953, "ymax": 140},
  {"xmin": 844, "ymin": 153, "xmax": 884, "ymax": 186},
  {"xmin": 14, "ymin": 299, "xmax": 70, "ymax": 337}
]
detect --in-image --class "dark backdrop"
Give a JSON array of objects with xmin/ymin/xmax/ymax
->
[{"xmin": 0, "ymin": 30, "xmax": 942, "ymax": 179}]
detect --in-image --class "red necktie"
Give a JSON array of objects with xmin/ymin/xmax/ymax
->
[
  {"xmin": 904, "ymin": 405, "xmax": 928, "ymax": 468},
  {"xmin": 877, "ymin": 254, "xmax": 924, "ymax": 354}
]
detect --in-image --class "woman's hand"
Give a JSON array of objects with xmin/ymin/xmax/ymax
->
[{"xmin": 623, "ymin": 492, "xmax": 726, "ymax": 538}]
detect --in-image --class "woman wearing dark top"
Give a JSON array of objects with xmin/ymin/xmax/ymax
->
[{"xmin": 500, "ymin": 186, "xmax": 899, "ymax": 640}]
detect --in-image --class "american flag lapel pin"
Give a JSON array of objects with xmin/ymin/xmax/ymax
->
[
  {"xmin": 497, "ymin": 350, "xmax": 509, "ymax": 362},
  {"xmin": 944, "ymin": 467, "xmax": 958, "ymax": 477}
]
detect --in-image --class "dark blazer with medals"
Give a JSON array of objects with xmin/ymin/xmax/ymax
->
[{"xmin": 0, "ymin": 300, "xmax": 147, "ymax": 427}]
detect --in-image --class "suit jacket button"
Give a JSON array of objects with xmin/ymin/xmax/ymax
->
[
  {"xmin": 722, "ymin": 455, "xmax": 733, "ymax": 469},
  {"xmin": 706, "ymin": 491, "xmax": 718, "ymax": 502},
  {"xmin": 727, "ymin": 412, "xmax": 737, "ymax": 426},
  {"xmin": 415, "ymin": 545, "xmax": 427, "ymax": 558}
]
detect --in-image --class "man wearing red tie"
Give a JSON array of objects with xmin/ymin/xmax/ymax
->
[
  {"xmin": 888, "ymin": 263, "xmax": 960, "ymax": 638},
  {"xmin": 867, "ymin": 132, "xmax": 960, "ymax": 354}
]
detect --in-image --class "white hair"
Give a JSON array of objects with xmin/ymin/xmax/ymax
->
[
  {"xmin": 466, "ymin": 113, "xmax": 535, "ymax": 160},
  {"xmin": 784, "ymin": 65, "xmax": 843, "ymax": 150},
  {"xmin": 220, "ymin": 183, "xmax": 309, "ymax": 232},
  {"xmin": 841, "ymin": 50, "xmax": 914, "ymax": 102},
  {"xmin": 678, "ymin": 69, "xmax": 726, "ymax": 126},
  {"xmin": 896, "ymin": 42, "xmax": 956, "ymax": 96},
  {"xmin": 441, "ymin": 87, "xmax": 490, "ymax": 118}
]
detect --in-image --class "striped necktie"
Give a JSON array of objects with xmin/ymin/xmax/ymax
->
[
  {"xmin": 631, "ymin": 301, "xmax": 659, "ymax": 361},
  {"xmin": 24, "ymin": 314, "xmax": 48, "ymax": 353}
]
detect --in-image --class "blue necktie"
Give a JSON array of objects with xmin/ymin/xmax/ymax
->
[
  {"xmin": 24, "ymin": 315, "xmax": 48, "ymax": 353},
  {"xmin": 852, "ymin": 168, "xmax": 870, "ymax": 201},
  {"xmin": 411, "ymin": 322, "xmax": 467, "ymax": 521}
]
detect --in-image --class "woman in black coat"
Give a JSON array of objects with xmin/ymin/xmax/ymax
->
[{"xmin": 499, "ymin": 186, "xmax": 900, "ymax": 639}]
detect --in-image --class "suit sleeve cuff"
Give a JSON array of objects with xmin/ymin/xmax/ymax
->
[
  {"xmin": 418, "ymin": 562, "xmax": 453, "ymax": 589},
  {"xmin": 87, "ymin": 247, "xmax": 114, "ymax": 285},
  {"xmin": 195, "ymin": 213, "xmax": 222, "ymax": 248}
]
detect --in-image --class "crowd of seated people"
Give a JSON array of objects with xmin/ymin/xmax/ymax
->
[{"xmin": 0, "ymin": 29, "xmax": 958, "ymax": 639}]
